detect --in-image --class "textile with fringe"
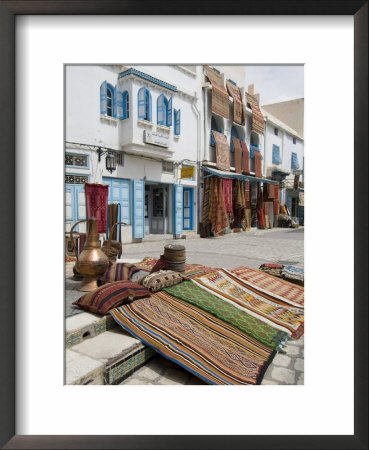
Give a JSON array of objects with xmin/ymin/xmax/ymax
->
[
  {"xmin": 204, "ymin": 66, "xmax": 229, "ymax": 119},
  {"xmin": 226, "ymin": 80, "xmax": 244, "ymax": 125},
  {"xmin": 212, "ymin": 130, "xmax": 230, "ymax": 171}
]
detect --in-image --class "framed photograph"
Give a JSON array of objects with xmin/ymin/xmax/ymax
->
[{"xmin": 0, "ymin": 1, "xmax": 367, "ymax": 449}]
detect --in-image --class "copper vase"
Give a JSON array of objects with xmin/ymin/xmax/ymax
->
[{"xmin": 70, "ymin": 218, "xmax": 109, "ymax": 291}]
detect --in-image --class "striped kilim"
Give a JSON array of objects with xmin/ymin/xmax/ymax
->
[
  {"xmin": 193, "ymin": 270, "xmax": 304, "ymax": 338},
  {"xmin": 254, "ymin": 150, "xmax": 262, "ymax": 178},
  {"xmin": 241, "ymin": 141, "xmax": 250, "ymax": 175},
  {"xmin": 110, "ymin": 293, "xmax": 275, "ymax": 384},
  {"xmin": 246, "ymin": 92, "xmax": 264, "ymax": 135},
  {"xmin": 230, "ymin": 266, "xmax": 304, "ymax": 308},
  {"xmin": 232, "ymin": 138, "xmax": 243, "ymax": 174},
  {"xmin": 164, "ymin": 281, "xmax": 288, "ymax": 350},
  {"xmin": 212, "ymin": 130, "xmax": 230, "ymax": 171},
  {"xmin": 134, "ymin": 257, "xmax": 159, "ymax": 272},
  {"xmin": 204, "ymin": 66, "xmax": 229, "ymax": 119},
  {"xmin": 226, "ymin": 80, "xmax": 244, "ymax": 125}
]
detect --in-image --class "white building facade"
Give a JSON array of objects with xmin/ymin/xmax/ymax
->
[{"xmin": 65, "ymin": 65, "xmax": 304, "ymax": 244}]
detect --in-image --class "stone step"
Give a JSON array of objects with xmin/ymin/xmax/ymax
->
[
  {"xmin": 66, "ymin": 311, "xmax": 117, "ymax": 348},
  {"xmin": 66, "ymin": 327, "xmax": 156, "ymax": 385}
]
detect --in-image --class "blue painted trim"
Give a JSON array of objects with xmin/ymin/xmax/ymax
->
[
  {"xmin": 183, "ymin": 187, "xmax": 194, "ymax": 230},
  {"xmin": 119, "ymin": 68, "xmax": 177, "ymax": 92},
  {"xmin": 228, "ymin": 78, "xmax": 237, "ymax": 85},
  {"xmin": 212, "ymin": 67, "xmax": 220, "ymax": 74},
  {"xmin": 272, "ymin": 144, "xmax": 282, "ymax": 165}
]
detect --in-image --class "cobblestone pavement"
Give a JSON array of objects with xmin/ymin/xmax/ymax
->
[{"xmin": 119, "ymin": 227, "xmax": 304, "ymax": 385}]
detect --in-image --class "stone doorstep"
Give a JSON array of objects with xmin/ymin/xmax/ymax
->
[
  {"xmin": 66, "ymin": 328, "xmax": 155, "ymax": 385},
  {"xmin": 65, "ymin": 312, "xmax": 117, "ymax": 348}
]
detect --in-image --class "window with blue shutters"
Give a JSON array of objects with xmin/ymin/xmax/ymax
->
[
  {"xmin": 230, "ymin": 126, "xmax": 239, "ymax": 152},
  {"xmin": 291, "ymin": 152, "xmax": 299, "ymax": 169},
  {"xmin": 124, "ymin": 92, "xmax": 129, "ymax": 119},
  {"xmin": 272, "ymin": 144, "xmax": 282, "ymax": 165},
  {"xmin": 106, "ymin": 84, "xmax": 114, "ymax": 117},
  {"xmin": 174, "ymin": 109, "xmax": 181, "ymax": 135},
  {"xmin": 138, "ymin": 86, "xmax": 152, "ymax": 121},
  {"xmin": 100, "ymin": 81, "xmax": 121, "ymax": 118},
  {"xmin": 210, "ymin": 116, "xmax": 223, "ymax": 147},
  {"xmin": 157, "ymin": 94, "xmax": 172, "ymax": 126}
]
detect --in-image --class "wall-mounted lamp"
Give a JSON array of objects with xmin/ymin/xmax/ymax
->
[{"xmin": 97, "ymin": 147, "xmax": 116, "ymax": 173}]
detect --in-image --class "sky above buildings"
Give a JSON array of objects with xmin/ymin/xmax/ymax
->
[{"xmin": 245, "ymin": 65, "xmax": 304, "ymax": 106}]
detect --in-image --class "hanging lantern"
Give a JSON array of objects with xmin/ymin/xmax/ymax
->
[{"xmin": 105, "ymin": 152, "xmax": 116, "ymax": 173}]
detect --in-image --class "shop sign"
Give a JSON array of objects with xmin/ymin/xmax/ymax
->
[
  {"xmin": 181, "ymin": 166, "xmax": 195, "ymax": 178},
  {"xmin": 143, "ymin": 130, "xmax": 169, "ymax": 148}
]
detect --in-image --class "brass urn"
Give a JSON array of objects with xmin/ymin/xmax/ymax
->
[{"xmin": 70, "ymin": 218, "xmax": 109, "ymax": 291}]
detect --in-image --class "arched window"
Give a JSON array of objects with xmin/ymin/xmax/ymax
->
[
  {"xmin": 100, "ymin": 81, "xmax": 116, "ymax": 117},
  {"xmin": 230, "ymin": 126, "xmax": 239, "ymax": 152},
  {"xmin": 157, "ymin": 94, "xmax": 172, "ymax": 127},
  {"xmin": 210, "ymin": 116, "xmax": 223, "ymax": 147},
  {"xmin": 138, "ymin": 86, "xmax": 152, "ymax": 121}
]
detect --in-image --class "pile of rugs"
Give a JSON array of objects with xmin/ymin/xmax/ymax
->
[
  {"xmin": 259, "ymin": 263, "xmax": 304, "ymax": 286},
  {"xmin": 72, "ymin": 257, "xmax": 304, "ymax": 385}
]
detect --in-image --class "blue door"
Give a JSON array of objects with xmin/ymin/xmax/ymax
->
[
  {"xmin": 65, "ymin": 184, "xmax": 86, "ymax": 232},
  {"xmin": 183, "ymin": 187, "xmax": 193, "ymax": 230},
  {"xmin": 173, "ymin": 184, "xmax": 183, "ymax": 235},
  {"xmin": 102, "ymin": 177, "xmax": 131, "ymax": 237},
  {"xmin": 132, "ymin": 180, "xmax": 145, "ymax": 238}
]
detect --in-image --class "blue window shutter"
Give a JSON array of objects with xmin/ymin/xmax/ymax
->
[
  {"xmin": 113, "ymin": 86, "xmax": 118, "ymax": 117},
  {"xmin": 291, "ymin": 152, "xmax": 299, "ymax": 169},
  {"xmin": 272, "ymin": 145, "xmax": 281, "ymax": 164},
  {"xmin": 174, "ymin": 109, "xmax": 181, "ymax": 135},
  {"xmin": 138, "ymin": 87, "xmax": 146, "ymax": 119},
  {"xmin": 132, "ymin": 180, "xmax": 145, "ymax": 238},
  {"xmin": 100, "ymin": 81, "xmax": 107, "ymax": 114},
  {"xmin": 116, "ymin": 89, "xmax": 124, "ymax": 119},
  {"xmin": 147, "ymin": 91, "xmax": 152, "ymax": 121},
  {"xmin": 173, "ymin": 184, "xmax": 183, "ymax": 235},
  {"xmin": 167, "ymin": 97, "xmax": 173, "ymax": 126},
  {"xmin": 157, "ymin": 94, "xmax": 165, "ymax": 125}
]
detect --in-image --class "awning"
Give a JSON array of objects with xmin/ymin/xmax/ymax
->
[{"xmin": 202, "ymin": 166, "xmax": 278, "ymax": 184}]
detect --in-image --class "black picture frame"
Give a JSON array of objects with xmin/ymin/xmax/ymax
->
[{"xmin": 0, "ymin": 1, "xmax": 367, "ymax": 449}]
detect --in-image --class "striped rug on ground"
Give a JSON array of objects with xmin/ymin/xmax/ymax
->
[
  {"xmin": 164, "ymin": 281, "xmax": 288, "ymax": 350},
  {"xmin": 110, "ymin": 293, "xmax": 275, "ymax": 385},
  {"xmin": 192, "ymin": 269, "xmax": 304, "ymax": 339},
  {"xmin": 230, "ymin": 266, "xmax": 304, "ymax": 308}
]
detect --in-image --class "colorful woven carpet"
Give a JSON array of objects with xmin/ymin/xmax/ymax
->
[
  {"xmin": 204, "ymin": 66, "xmax": 229, "ymax": 119},
  {"xmin": 110, "ymin": 293, "xmax": 275, "ymax": 384},
  {"xmin": 231, "ymin": 266, "xmax": 304, "ymax": 308},
  {"xmin": 211, "ymin": 177, "xmax": 229, "ymax": 236},
  {"xmin": 246, "ymin": 92, "xmax": 264, "ymax": 135},
  {"xmin": 164, "ymin": 281, "xmax": 288, "ymax": 349},
  {"xmin": 233, "ymin": 138, "xmax": 242, "ymax": 174},
  {"xmin": 212, "ymin": 130, "xmax": 230, "ymax": 172},
  {"xmin": 193, "ymin": 270, "xmax": 304, "ymax": 338},
  {"xmin": 222, "ymin": 178, "xmax": 233, "ymax": 213},
  {"xmin": 85, "ymin": 183, "xmax": 109, "ymax": 233},
  {"xmin": 134, "ymin": 257, "xmax": 159, "ymax": 272},
  {"xmin": 254, "ymin": 150, "xmax": 262, "ymax": 178},
  {"xmin": 241, "ymin": 141, "xmax": 250, "ymax": 175},
  {"xmin": 226, "ymin": 80, "xmax": 244, "ymax": 125}
]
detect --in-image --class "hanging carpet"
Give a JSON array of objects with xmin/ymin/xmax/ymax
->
[
  {"xmin": 222, "ymin": 178, "xmax": 233, "ymax": 213},
  {"xmin": 246, "ymin": 92, "xmax": 265, "ymax": 135},
  {"xmin": 232, "ymin": 138, "xmax": 243, "ymax": 174},
  {"xmin": 204, "ymin": 66, "xmax": 229, "ymax": 119},
  {"xmin": 240, "ymin": 141, "xmax": 250, "ymax": 175},
  {"xmin": 254, "ymin": 150, "xmax": 262, "ymax": 178},
  {"xmin": 212, "ymin": 130, "xmax": 230, "ymax": 172},
  {"xmin": 226, "ymin": 80, "xmax": 244, "ymax": 125},
  {"xmin": 210, "ymin": 177, "xmax": 229, "ymax": 236},
  {"xmin": 85, "ymin": 183, "xmax": 109, "ymax": 233}
]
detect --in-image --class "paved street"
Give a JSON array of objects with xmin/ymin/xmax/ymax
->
[{"xmin": 118, "ymin": 227, "xmax": 304, "ymax": 385}]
